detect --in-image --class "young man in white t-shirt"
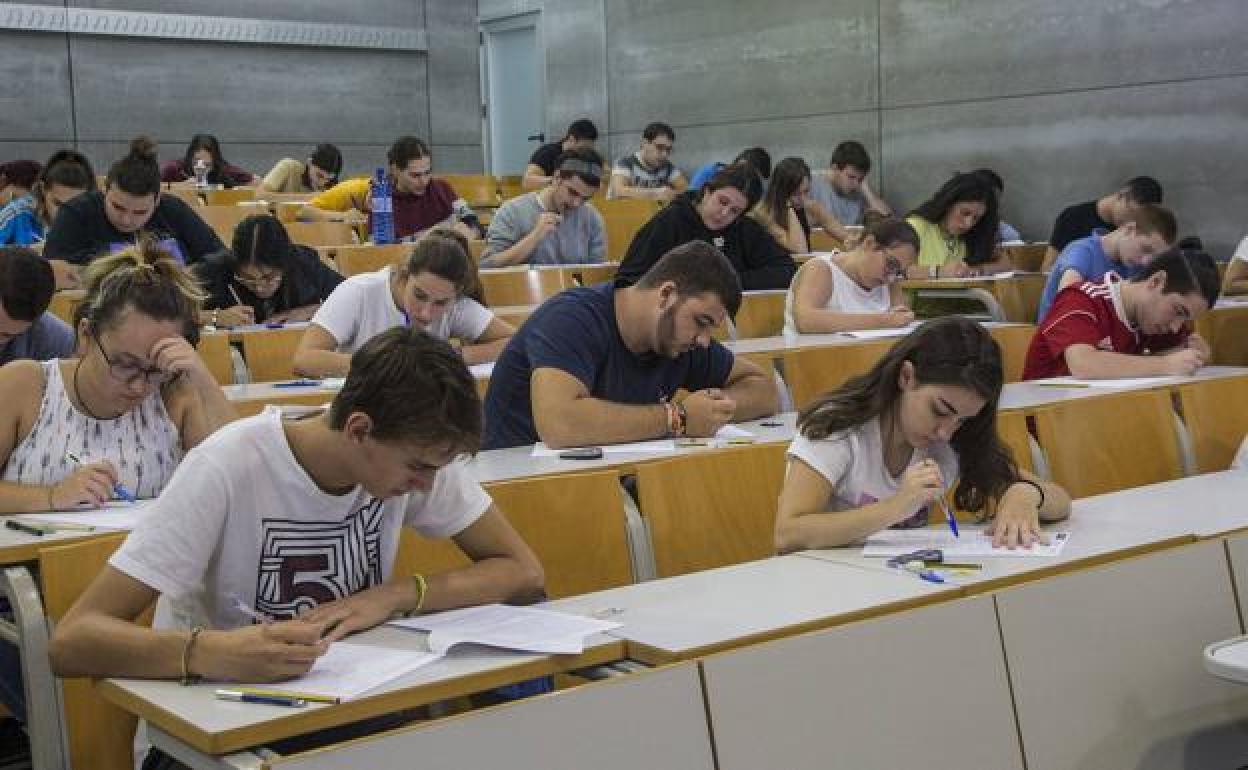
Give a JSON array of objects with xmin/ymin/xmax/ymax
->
[
  {"xmin": 50, "ymin": 329, "xmax": 544, "ymax": 721},
  {"xmin": 294, "ymin": 228, "xmax": 513, "ymax": 376}
]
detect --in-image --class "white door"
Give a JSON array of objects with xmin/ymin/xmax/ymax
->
[{"xmin": 481, "ymin": 13, "xmax": 544, "ymax": 176}]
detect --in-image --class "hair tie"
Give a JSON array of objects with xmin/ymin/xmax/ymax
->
[{"xmin": 558, "ymin": 157, "xmax": 603, "ymax": 181}]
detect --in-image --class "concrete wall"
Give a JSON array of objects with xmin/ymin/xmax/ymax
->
[
  {"xmin": 492, "ymin": 0, "xmax": 1247, "ymax": 255},
  {"xmin": 0, "ymin": 0, "xmax": 483, "ymax": 179}
]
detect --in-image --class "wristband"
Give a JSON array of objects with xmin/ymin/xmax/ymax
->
[
  {"xmin": 181, "ymin": 626, "xmax": 204, "ymax": 685},
  {"xmin": 1012, "ymin": 478, "xmax": 1045, "ymax": 509},
  {"xmin": 404, "ymin": 574, "xmax": 428, "ymax": 617}
]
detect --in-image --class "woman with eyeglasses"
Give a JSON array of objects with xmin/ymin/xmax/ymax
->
[
  {"xmin": 194, "ymin": 214, "xmax": 343, "ymax": 327},
  {"xmin": 775, "ymin": 317, "xmax": 1070, "ymax": 554},
  {"xmin": 784, "ymin": 218, "xmax": 919, "ymax": 335},
  {"xmin": 0, "ymin": 237, "xmax": 234, "ymax": 514}
]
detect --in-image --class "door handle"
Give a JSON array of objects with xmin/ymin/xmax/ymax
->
[{"xmin": 526, "ymin": 133, "xmax": 546, "ymax": 142}]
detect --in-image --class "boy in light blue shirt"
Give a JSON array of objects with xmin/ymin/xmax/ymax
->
[{"xmin": 1036, "ymin": 204, "xmax": 1175, "ymax": 321}]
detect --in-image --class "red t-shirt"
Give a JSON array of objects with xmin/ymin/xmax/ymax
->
[
  {"xmin": 385, "ymin": 178, "xmax": 456, "ymax": 239},
  {"xmin": 1022, "ymin": 274, "xmax": 1187, "ymax": 380}
]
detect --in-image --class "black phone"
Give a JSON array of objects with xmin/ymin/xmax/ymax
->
[{"xmin": 558, "ymin": 447, "xmax": 604, "ymax": 460}]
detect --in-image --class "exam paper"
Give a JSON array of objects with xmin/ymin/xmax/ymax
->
[
  {"xmin": 15, "ymin": 500, "xmax": 156, "ymax": 531},
  {"xmin": 389, "ymin": 604, "xmax": 621, "ymax": 656},
  {"xmin": 839, "ymin": 323, "xmax": 922, "ymax": 340},
  {"xmin": 1036, "ymin": 376, "xmax": 1182, "ymax": 388},
  {"xmin": 234, "ymin": 642, "xmax": 442, "ymax": 701},
  {"xmin": 470, "ymin": 361, "xmax": 496, "ymax": 379},
  {"xmin": 862, "ymin": 528, "xmax": 1070, "ymax": 558},
  {"xmin": 530, "ymin": 424, "xmax": 757, "ymax": 456}
]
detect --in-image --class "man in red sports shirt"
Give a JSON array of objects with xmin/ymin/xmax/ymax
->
[{"xmin": 1023, "ymin": 247, "xmax": 1219, "ymax": 380}]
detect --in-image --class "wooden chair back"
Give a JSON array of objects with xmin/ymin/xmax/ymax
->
[
  {"xmin": 162, "ymin": 187, "xmax": 202, "ymax": 207},
  {"xmin": 996, "ymin": 410, "xmax": 1037, "ymax": 475},
  {"xmin": 596, "ymin": 199, "xmax": 659, "ymax": 262},
  {"xmin": 196, "ymin": 331, "xmax": 234, "ymax": 385},
  {"xmin": 808, "ymin": 229, "xmax": 845, "ymax": 252},
  {"xmin": 496, "ymin": 175, "xmax": 526, "ymax": 202},
  {"xmin": 48, "ymin": 289, "xmax": 86, "ymax": 326},
  {"xmin": 732, "ymin": 291, "xmax": 787, "ymax": 339},
  {"xmin": 987, "ymin": 324, "xmax": 1036, "ymax": 383},
  {"xmin": 479, "ymin": 268, "xmax": 568, "ymax": 306},
  {"xmin": 202, "ymin": 188, "xmax": 256, "ymax": 206},
  {"xmin": 39, "ymin": 534, "xmax": 141, "ymax": 770},
  {"xmin": 1177, "ymin": 376, "xmax": 1248, "ymax": 472},
  {"xmin": 440, "ymin": 175, "xmax": 500, "ymax": 208},
  {"xmin": 781, "ymin": 341, "xmax": 892, "ymax": 410},
  {"xmin": 636, "ymin": 444, "xmax": 787, "ymax": 578},
  {"xmin": 1196, "ymin": 307, "xmax": 1248, "ymax": 366},
  {"xmin": 284, "ymin": 221, "xmax": 358, "ymax": 249},
  {"xmin": 1002, "ymin": 243, "xmax": 1048, "ymax": 272},
  {"xmin": 192, "ymin": 205, "xmax": 254, "ymax": 244},
  {"xmin": 1032, "ymin": 389, "xmax": 1184, "ymax": 498},
  {"xmin": 239, "ymin": 327, "xmax": 306, "ymax": 383},
  {"xmin": 395, "ymin": 470, "xmax": 634, "ymax": 598},
  {"xmin": 330, "ymin": 244, "xmax": 411, "ymax": 277}
]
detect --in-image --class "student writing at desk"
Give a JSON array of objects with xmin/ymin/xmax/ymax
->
[
  {"xmin": 194, "ymin": 214, "xmax": 343, "ymax": 326},
  {"xmin": 0, "ymin": 246, "xmax": 75, "ymax": 366},
  {"xmin": 0, "ymin": 149, "xmax": 95, "ymax": 248},
  {"xmin": 49, "ymin": 329, "xmax": 544, "ymax": 768},
  {"xmin": 0, "ymin": 239, "xmax": 233, "ymax": 725},
  {"xmin": 783, "ymin": 217, "xmax": 918, "ymax": 334},
  {"xmin": 1035, "ymin": 204, "xmax": 1175, "ymax": 321},
  {"xmin": 1043, "ymin": 175, "xmax": 1163, "ymax": 272},
  {"xmin": 775, "ymin": 318, "xmax": 1070, "ymax": 553},
  {"xmin": 483, "ymin": 241, "xmax": 778, "ymax": 449},
  {"xmin": 294, "ymin": 228, "xmax": 513, "ymax": 374},
  {"xmin": 906, "ymin": 172, "xmax": 1011, "ymax": 278},
  {"xmin": 1022, "ymin": 247, "xmax": 1219, "ymax": 380}
]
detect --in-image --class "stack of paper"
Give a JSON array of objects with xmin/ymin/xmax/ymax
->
[
  {"xmin": 14, "ymin": 500, "xmax": 155, "ymax": 531},
  {"xmin": 862, "ymin": 528, "xmax": 1070, "ymax": 558},
  {"xmin": 388, "ymin": 604, "xmax": 621, "ymax": 655},
  {"xmin": 231, "ymin": 642, "xmax": 442, "ymax": 701}
]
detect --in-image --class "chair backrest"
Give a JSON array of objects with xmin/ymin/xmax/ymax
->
[
  {"xmin": 596, "ymin": 199, "xmax": 659, "ymax": 262},
  {"xmin": 479, "ymin": 268, "xmax": 568, "ymax": 306},
  {"xmin": 808, "ymin": 229, "xmax": 845, "ymax": 252},
  {"xmin": 781, "ymin": 341, "xmax": 892, "ymax": 410},
  {"xmin": 1032, "ymin": 388, "xmax": 1184, "ymax": 498},
  {"xmin": 440, "ymin": 175, "xmax": 500, "ymax": 208},
  {"xmin": 636, "ymin": 444, "xmax": 788, "ymax": 578},
  {"xmin": 496, "ymin": 175, "xmax": 526, "ymax": 202},
  {"xmin": 196, "ymin": 331, "xmax": 234, "ymax": 385},
  {"xmin": 284, "ymin": 221, "xmax": 358, "ymax": 248},
  {"xmin": 395, "ymin": 470, "xmax": 634, "ymax": 598},
  {"xmin": 192, "ymin": 205, "xmax": 254, "ymax": 244},
  {"xmin": 996, "ymin": 410, "xmax": 1037, "ymax": 475},
  {"xmin": 330, "ymin": 244, "xmax": 411, "ymax": 277},
  {"xmin": 1195, "ymin": 307, "xmax": 1248, "ymax": 366},
  {"xmin": 1002, "ymin": 243, "xmax": 1047, "ymax": 272},
  {"xmin": 988, "ymin": 324, "xmax": 1036, "ymax": 383},
  {"xmin": 48, "ymin": 289, "xmax": 86, "ymax": 325},
  {"xmin": 564, "ymin": 263, "xmax": 617, "ymax": 287},
  {"xmin": 162, "ymin": 187, "xmax": 202, "ymax": 207},
  {"xmin": 1177, "ymin": 376, "xmax": 1248, "ymax": 472},
  {"xmin": 202, "ymin": 188, "xmax": 256, "ymax": 206},
  {"xmin": 39, "ymin": 533, "xmax": 140, "ymax": 770},
  {"xmin": 239, "ymin": 327, "xmax": 306, "ymax": 382},
  {"xmin": 732, "ymin": 291, "xmax": 787, "ymax": 339}
]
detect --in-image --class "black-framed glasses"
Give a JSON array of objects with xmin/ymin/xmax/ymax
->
[{"xmin": 93, "ymin": 334, "xmax": 177, "ymax": 386}]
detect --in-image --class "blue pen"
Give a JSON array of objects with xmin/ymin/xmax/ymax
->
[
  {"xmin": 938, "ymin": 497, "xmax": 959, "ymax": 538},
  {"xmin": 65, "ymin": 452, "xmax": 136, "ymax": 504}
]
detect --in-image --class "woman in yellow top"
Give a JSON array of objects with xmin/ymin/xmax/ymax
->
[{"xmin": 905, "ymin": 172, "xmax": 1009, "ymax": 278}]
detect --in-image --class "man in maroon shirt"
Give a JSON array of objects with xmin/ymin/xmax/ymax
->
[{"xmin": 1022, "ymin": 247, "xmax": 1219, "ymax": 380}]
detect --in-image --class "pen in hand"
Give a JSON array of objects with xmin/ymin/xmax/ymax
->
[{"xmin": 64, "ymin": 452, "xmax": 136, "ymax": 504}]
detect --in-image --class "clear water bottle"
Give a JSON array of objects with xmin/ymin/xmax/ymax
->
[
  {"xmin": 369, "ymin": 167, "xmax": 395, "ymax": 245},
  {"xmin": 192, "ymin": 158, "xmax": 210, "ymax": 190}
]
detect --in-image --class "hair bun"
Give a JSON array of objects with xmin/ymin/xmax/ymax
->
[{"xmin": 128, "ymin": 136, "xmax": 158, "ymax": 162}]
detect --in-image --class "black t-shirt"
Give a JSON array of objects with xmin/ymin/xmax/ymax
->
[
  {"xmin": 529, "ymin": 142, "xmax": 564, "ymax": 175},
  {"xmin": 44, "ymin": 191, "xmax": 225, "ymax": 266},
  {"xmin": 482, "ymin": 283, "xmax": 736, "ymax": 449},
  {"xmin": 194, "ymin": 245, "xmax": 344, "ymax": 322},
  {"xmin": 614, "ymin": 192, "xmax": 796, "ymax": 291},
  {"xmin": 1048, "ymin": 201, "xmax": 1112, "ymax": 253}
]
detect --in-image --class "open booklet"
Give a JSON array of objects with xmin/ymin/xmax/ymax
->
[
  {"xmin": 530, "ymin": 423, "xmax": 756, "ymax": 457},
  {"xmin": 13, "ymin": 500, "xmax": 156, "ymax": 531},
  {"xmin": 862, "ymin": 527, "xmax": 1070, "ymax": 558},
  {"xmin": 388, "ymin": 604, "xmax": 622, "ymax": 656}
]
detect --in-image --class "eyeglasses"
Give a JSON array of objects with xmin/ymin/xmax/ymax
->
[
  {"xmin": 883, "ymin": 253, "xmax": 907, "ymax": 282},
  {"xmin": 93, "ymin": 334, "xmax": 177, "ymax": 387},
  {"xmin": 234, "ymin": 270, "xmax": 283, "ymax": 290}
]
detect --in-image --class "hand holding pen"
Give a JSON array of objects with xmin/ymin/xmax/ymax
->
[{"xmin": 61, "ymin": 452, "xmax": 136, "ymax": 508}]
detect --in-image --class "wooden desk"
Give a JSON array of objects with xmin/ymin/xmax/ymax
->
[
  {"xmin": 998, "ymin": 367, "xmax": 1248, "ymax": 413},
  {"xmin": 223, "ymin": 381, "xmax": 339, "ymax": 418},
  {"xmin": 100, "ymin": 626, "xmax": 625, "ymax": 758},
  {"xmin": 547, "ymin": 554, "xmax": 958, "ymax": 665},
  {"xmin": 1196, "ymin": 300, "xmax": 1248, "ymax": 366}
]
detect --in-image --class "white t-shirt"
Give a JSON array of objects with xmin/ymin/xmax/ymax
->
[
  {"xmin": 309, "ymin": 266, "xmax": 494, "ymax": 354},
  {"xmin": 110, "ymin": 408, "xmax": 491, "ymax": 630},
  {"xmin": 783, "ymin": 254, "xmax": 892, "ymax": 335},
  {"xmin": 786, "ymin": 416, "xmax": 959, "ymax": 528}
]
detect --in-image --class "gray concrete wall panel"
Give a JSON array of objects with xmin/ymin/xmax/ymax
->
[
  {"xmin": 541, "ymin": 0, "xmax": 608, "ymax": 142},
  {"xmin": 431, "ymin": 143, "xmax": 486, "ymax": 174},
  {"xmin": 427, "ymin": 1, "xmax": 483, "ymax": 147},
  {"xmin": 69, "ymin": 0, "xmax": 424, "ymax": 28},
  {"xmin": 0, "ymin": 31, "xmax": 74, "ymax": 142}
]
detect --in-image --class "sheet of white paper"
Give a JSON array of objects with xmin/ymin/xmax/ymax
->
[
  {"xmin": 1036, "ymin": 375, "xmax": 1182, "ymax": 389},
  {"xmin": 531, "ymin": 439, "xmax": 675, "ymax": 457},
  {"xmin": 714, "ymin": 424, "xmax": 755, "ymax": 440},
  {"xmin": 861, "ymin": 528, "xmax": 1070, "ymax": 558},
  {"xmin": 470, "ymin": 361, "xmax": 495, "ymax": 379},
  {"xmin": 320, "ymin": 377, "xmax": 346, "ymax": 389},
  {"xmin": 839, "ymin": 323, "xmax": 922, "ymax": 340},
  {"xmin": 232, "ymin": 642, "xmax": 442, "ymax": 701},
  {"xmin": 15, "ymin": 500, "xmax": 156, "ymax": 531},
  {"xmin": 388, "ymin": 604, "xmax": 621, "ymax": 656}
]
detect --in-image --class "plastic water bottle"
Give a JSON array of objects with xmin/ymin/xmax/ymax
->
[
  {"xmin": 192, "ymin": 158, "xmax": 210, "ymax": 191},
  {"xmin": 370, "ymin": 168, "xmax": 395, "ymax": 245}
]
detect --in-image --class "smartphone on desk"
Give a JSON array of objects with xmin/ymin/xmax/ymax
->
[{"xmin": 558, "ymin": 447, "xmax": 604, "ymax": 460}]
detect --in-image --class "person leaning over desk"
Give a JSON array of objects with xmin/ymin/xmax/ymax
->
[
  {"xmin": 50, "ymin": 328, "xmax": 544, "ymax": 768},
  {"xmin": 776, "ymin": 317, "xmax": 1071, "ymax": 553},
  {"xmin": 482, "ymin": 240, "xmax": 779, "ymax": 449}
]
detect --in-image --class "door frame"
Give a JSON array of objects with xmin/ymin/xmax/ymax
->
[{"xmin": 479, "ymin": 11, "xmax": 546, "ymax": 177}]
